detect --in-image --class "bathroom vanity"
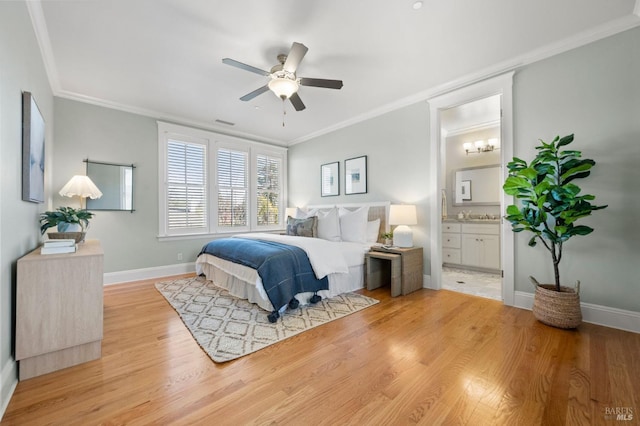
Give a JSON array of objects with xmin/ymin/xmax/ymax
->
[{"xmin": 442, "ymin": 220, "xmax": 500, "ymax": 272}]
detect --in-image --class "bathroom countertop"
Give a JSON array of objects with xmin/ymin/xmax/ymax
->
[{"xmin": 443, "ymin": 217, "xmax": 500, "ymax": 224}]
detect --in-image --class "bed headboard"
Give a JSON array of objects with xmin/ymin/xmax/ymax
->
[{"xmin": 305, "ymin": 201, "xmax": 390, "ymax": 241}]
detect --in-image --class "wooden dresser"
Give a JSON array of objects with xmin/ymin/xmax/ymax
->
[{"xmin": 16, "ymin": 240, "xmax": 104, "ymax": 380}]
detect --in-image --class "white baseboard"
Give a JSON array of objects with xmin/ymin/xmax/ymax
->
[
  {"xmin": 422, "ymin": 274, "xmax": 432, "ymax": 289},
  {"xmin": 1, "ymin": 359, "xmax": 17, "ymax": 420},
  {"xmin": 514, "ymin": 291, "xmax": 640, "ymax": 334},
  {"xmin": 103, "ymin": 262, "xmax": 195, "ymax": 285}
]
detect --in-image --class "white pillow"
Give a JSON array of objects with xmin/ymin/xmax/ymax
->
[
  {"xmin": 366, "ymin": 218, "xmax": 381, "ymax": 243},
  {"xmin": 338, "ymin": 206, "xmax": 369, "ymax": 243},
  {"xmin": 293, "ymin": 207, "xmax": 309, "ymax": 219},
  {"xmin": 307, "ymin": 207, "xmax": 341, "ymax": 241}
]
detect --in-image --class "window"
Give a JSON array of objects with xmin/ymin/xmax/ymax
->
[
  {"xmin": 217, "ymin": 148, "xmax": 248, "ymax": 228},
  {"xmin": 256, "ymin": 154, "xmax": 281, "ymax": 226},
  {"xmin": 165, "ymin": 138, "xmax": 207, "ymax": 234},
  {"xmin": 158, "ymin": 122, "xmax": 287, "ymax": 238}
]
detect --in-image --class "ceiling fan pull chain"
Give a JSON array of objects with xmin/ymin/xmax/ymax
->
[{"xmin": 282, "ymin": 99, "xmax": 286, "ymax": 127}]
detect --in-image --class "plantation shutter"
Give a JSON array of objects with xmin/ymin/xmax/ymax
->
[
  {"xmin": 217, "ymin": 148, "xmax": 248, "ymax": 227},
  {"xmin": 166, "ymin": 139, "xmax": 207, "ymax": 231},
  {"xmin": 256, "ymin": 154, "xmax": 281, "ymax": 226}
]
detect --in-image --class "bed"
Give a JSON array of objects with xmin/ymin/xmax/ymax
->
[{"xmin": 195, "ymin": 202, "xmax": 389, "ymax": 321}]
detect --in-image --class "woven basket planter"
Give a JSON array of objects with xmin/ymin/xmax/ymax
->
[
  {"xmin": 530, "ymin": 276, "xmax": 582, "ymax": 329},
  {"xmin": 47, "ymin": 231, "xmax": 86, "ymax": 243}
]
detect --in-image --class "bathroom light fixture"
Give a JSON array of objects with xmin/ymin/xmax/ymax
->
[
  {"xmin": 464, "ymin": 138, "xmax": 500, "ymax": 155},
  {"xmin": 413, "ymin": 1, "xmax": 423, "ymax": 10},
  {"xmin": 389, "ymin": 204, "xmax": 417, "ymax": 247}
]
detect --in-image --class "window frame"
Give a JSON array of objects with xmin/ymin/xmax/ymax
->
[
  {"xmin": 252, "ymin": 148, "xmax": 285, "ymax": 231},
  {"xmin": 157, "ymin": 121, "xmax": 288, "ymax": 240}
]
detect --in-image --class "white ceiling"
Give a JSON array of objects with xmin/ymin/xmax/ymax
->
[{"xmin": 30, "ymin": 0, "xmax": 639, "ymax": 146}]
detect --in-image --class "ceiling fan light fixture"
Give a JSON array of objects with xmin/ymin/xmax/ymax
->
[{"xmin": 268, "ymin": 77, "xmax": 299, "ymax": 100}]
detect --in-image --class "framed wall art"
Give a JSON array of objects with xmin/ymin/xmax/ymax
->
[
  {"xmin": 321, "ymin": 161, "xmax": 339, "ymax": 197},
  {"xmin": 22, "ymin": 91, "xmax": 45, "ymax": 203},
  {"xmin": 460, "ymin": 180, "xmax": 472, "ymax": 201},
  {"xmin": 345, "ymin": 155, "xmax": 367, "ymax": 195}
]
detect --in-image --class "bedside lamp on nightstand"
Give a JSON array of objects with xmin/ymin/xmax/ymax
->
[{"xmin": 389, "ymin": 204, "xmax": 417, "ymax": 248}]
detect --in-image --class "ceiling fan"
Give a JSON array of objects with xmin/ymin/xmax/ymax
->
[{"xmin": 222, "ymin": 42, "xmax": 343, "ymax": 111}]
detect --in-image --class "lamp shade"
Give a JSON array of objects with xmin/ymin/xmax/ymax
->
[
  {"xmin": 389, "ymin": 204, "xmax": 417, "ymax": 248},
  {"xmin": 268, "ymin": 77, "xmax": 299, "ymax": 99},
  {"xmin": 285, "ymin": 207, "xmax": 297, "ymax": 219},
  {"xmin": 389, "ymin": 204, "xmax": 417, "ymax": 226},
  {"xmin": 59, "ymin": 175, "xmax": 103, "ymax": 199}
]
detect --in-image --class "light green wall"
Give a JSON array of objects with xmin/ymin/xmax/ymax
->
[
  {"xmin": 289, "ymin": 27, "xmax": 639, "ymax": 312},
  {"xmin": 288, "ymin": 102, "xmax": 431, "ymax": 274},
  {"xmin": 512, "ymin": 26, "xmax": 639, "ymax": 311},
  {"xmin": 0, "ymin": 1, "xmax": 54, "ymax": 409},
  {"xmin": 53, "ymin": 98, "xmax": 216, "ymax": 273}
]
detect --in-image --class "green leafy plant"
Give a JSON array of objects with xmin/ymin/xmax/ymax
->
[
  {"xmin": 503, "ymin": 134, "xmax": 607, "ymax": 291},
  {"xmin": 39, "ymin": 206, "xmax": 95, "ymax": 234},
  {"xmin": 381, "ymin": 231, "xmax": 393, "ymax": 240}
]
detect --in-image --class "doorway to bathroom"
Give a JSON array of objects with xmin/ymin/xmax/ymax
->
[
  {"xmin": 440, "ymin": 94, "xmax": 502, "ymax": 300},
  {"xmin": 428, "ymin": 73, "xmax": 515, "ymax": 305}
]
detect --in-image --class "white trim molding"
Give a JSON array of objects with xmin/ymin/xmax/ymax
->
[
  {"xmin": 290, "ymin": 13, "xmax": 640, "ymax": 146},
  {"xmin": 25, "ymin": 1, "xmax": 61, "ymax": 93},
  {"xmin": 26, "ymin": 0, "xmax": 640, "ymax": 147},
  {"xmin": 103, "ymin": 262, "xmax": 195, "ymax": 285},
  {"xmin": 427, "ymin": 72, "xmax": 515, "ymax": 306},
  {"xmin": 514, "ymin": 291, "xmax": 640, "ymax": 334},
  {"xmin": 0, "ymin": 359, "xmax": 18, "ymax": 420}
]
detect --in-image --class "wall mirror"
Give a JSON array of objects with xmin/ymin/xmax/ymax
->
[
  {"xmin": 85, "ymin": 159, "xmax": 135, "ymax": 211},
  {"xmin": 454, "ymin": 164, "xmax": 500, "ymax": 206}
]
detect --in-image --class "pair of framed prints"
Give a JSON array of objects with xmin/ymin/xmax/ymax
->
[{"xmin": 321, "ymin": 155, "xmax": 366, "ymax": 197}]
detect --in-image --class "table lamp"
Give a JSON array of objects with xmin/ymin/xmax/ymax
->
[
  {"xmin": 389, "ymin": 204, "xmax": 417, "ymax": 247},
  {"xmin": 59, "ymin": 175, "xmax": 103, "ymax": 208}
]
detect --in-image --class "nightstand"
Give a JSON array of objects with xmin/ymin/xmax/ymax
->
[{"xmin": 366, "ymin": 246, "xmax": 423, "ymax": 296}]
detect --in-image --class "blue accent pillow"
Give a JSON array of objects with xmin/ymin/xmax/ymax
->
[{"xmin": 286, "ymin": 216, "xmax": 318, "ymax": 237}]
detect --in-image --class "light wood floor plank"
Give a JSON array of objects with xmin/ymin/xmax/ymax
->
[{"xmin": 2, "ymin": 274, "xmax": 639, "ymax": 425}]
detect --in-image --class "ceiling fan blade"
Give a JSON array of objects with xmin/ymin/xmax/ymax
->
[
  {"xmin": 300, "ymin": 78, "xmax": 343, "ymax": 90},
  {"xmin": 222, "ymin": 58, "xmax": 270, "ymax": 76},
  {"xmin": 283, "ymin": 42, "xmax": 308, "ymax": 73},
  {"xmin": 289, "ymin": 92, "xmax": 306, "ymax": 111},
  {"xmin": 240, "ymin": 85, "xmax": 270, "ymax": 101}
]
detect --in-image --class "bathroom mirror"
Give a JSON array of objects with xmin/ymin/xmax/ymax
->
[
  {"xmin": 85, "ymin": 159, "xmax": 135, "ymax": 211},
  {"xmin": 454, "ymin": 165, "xmax": 500, "ymax": 206}
]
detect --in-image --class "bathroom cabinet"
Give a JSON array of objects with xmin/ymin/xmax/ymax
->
[{"xmin": 442, "ymin": 222, "xmax": 500, "ymax": 272}]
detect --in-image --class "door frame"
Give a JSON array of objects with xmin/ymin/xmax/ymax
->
[{"xmin": 427, "ymin": 72, "xmax": 515, "ymax": 306}]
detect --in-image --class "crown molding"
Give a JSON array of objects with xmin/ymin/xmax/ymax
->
[
  {"xmin": 26, "ymin": 0, "xmax": 60, "ymax": 93},
  {"xmin": 26, "ymin": 0, "xmax": 640, "ymax": 147},
  {"xmin": 55, "ymin": 90, "xmax": 287, "ymax": 147},
  {"xmin": 289, "ymin": 13, "xmax": 640, "ymax": 146},
  {"xmin": 444, "ymin": 120, "xmax": 501, "ymax": 138}
]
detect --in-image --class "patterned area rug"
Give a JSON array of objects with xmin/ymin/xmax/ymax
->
[{"xmin": 155, "ymin": 276, "xmax": 379, "ymax": 363}]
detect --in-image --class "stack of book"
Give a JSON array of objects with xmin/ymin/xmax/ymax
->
[{"xmin": 41, "ymin": 239, "xmax": 77, "ymax": 255}]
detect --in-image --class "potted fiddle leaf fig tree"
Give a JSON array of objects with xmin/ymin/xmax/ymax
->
[{"xmin": 503, "ymin": 134, "xmax": 607, "ymax": 328}]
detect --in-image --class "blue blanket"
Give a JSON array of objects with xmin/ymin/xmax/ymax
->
[{"xmin": 198, "ymin": 238, "xmax": 329, "ymax": 314}]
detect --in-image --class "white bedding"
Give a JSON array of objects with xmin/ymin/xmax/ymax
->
[{"xmin": 195, "ymin": 233, "xmax": 373, "ymax": 312}]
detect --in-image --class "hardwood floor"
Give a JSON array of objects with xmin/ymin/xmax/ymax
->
[{"xmin": 2, "ymin": 274, "xmax": 639, "ymax": 425}]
